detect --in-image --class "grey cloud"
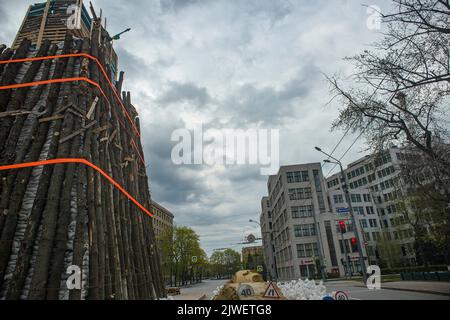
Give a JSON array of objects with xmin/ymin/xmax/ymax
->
[
  {"xmin": 160, "ymin": 0, "xmax": 202, "ymax": 12},
  {"xmin": 0, "ymin": 0, "xmax": 393, "ymax": 256},
  {"xmin": 223, "ymin": 64, "xmax": 321, "ymax": 126},
  {"xmin": 157, "ymin": 81, "xmax": 211, "ymax": 107}
]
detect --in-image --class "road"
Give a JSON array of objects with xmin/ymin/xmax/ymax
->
[
  {"xmin": 173, "ymin": 280, "xmax": 228, "ymax": 300},
  {"xmin": 172, "ymin": 279, "xmax": 450, "ymax": 300},
  {"xmin": 325, "ymin": 282, "xmax": 450, "ymax": 300}
]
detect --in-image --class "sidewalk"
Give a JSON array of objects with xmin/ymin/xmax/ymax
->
[
  {"xmin": 326, "ymin": 278, "xmax": 450, "ymax": 296},
  {"xmin": 379, "ymin": 281, "xmax": 450, "ymax": 296}
]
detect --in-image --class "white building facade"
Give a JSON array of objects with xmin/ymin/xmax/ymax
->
[
  {"xmin": 327, "ymin": 147, "xmax": 417, "ymax": 270},
  {"xmin": 260, "ymin": 147, "xmax": 421, "ymax": 280},
  {"xmin": 260, "ymin": 163, "xmax": 342, "ymax": 281}
]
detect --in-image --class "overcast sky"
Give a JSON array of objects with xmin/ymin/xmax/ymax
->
[{"xmin": 1, "ymin": 0, "xmax": 392, "ymax": 256}]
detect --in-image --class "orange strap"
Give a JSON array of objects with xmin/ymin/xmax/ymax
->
[
  {"xmin": 0, "ymin": 76, "xmax": 145, "ymax": 165},
  {"xmin": 0, "ymin": 158, "xmax": 153, "ymax": 218},
  {"xmin": 0, "ymin": 52, "xmax": 140, "ymax": 138}
]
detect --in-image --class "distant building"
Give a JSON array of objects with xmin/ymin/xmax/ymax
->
[
  {"xmin": 241, "ymin": 246, "xmax": 264, "ymax": 270},
  {"xmin": 260, "ymin": 197, "xmax": 277, "ymax": 280},
  {"xmin": 151, "ymin": 201, "xmax": 174, "ymax": 239}
]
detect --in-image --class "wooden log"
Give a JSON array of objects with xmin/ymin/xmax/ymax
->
[
  {"xmin": 123, "ymin": 96, "xmax": 152, "ymax": 299},
  {"xmin": 69, "ymin": 71, "xmax": 90, "ymax": 300},
  {"xmin": 46, "ymin": 45, "xmax": 87, "ymax": 297},
  {"xmin": 134, "ymin": 116, "xmax": 165, "ymax": 298},
  {"xmin": 97, "ymin": 80, "xmax": 113, "ymax": 299},
  {"xmin": 28, "ymin": 40, "xmax": 83, "ymax": 300},
  {"xmin": 0, "ymin": 40, "xmax": 56, "ymax": 234},
  {"xmin": 46, "ymin": 109, "xmax": 82, "ymax": 299},
  {"xmin": 0, "ymin": 43, "xmax": 57, "ymax": 238},
  {"xmin": 98, "ymin": 48, "xmax": 124, "ymax": 300},
  {"xmin": 110, "ymin": 115, "xmax": 135, "ymax": 299},
  {"xmin": 0, "ymin": 40, "xmax": 52, "ymax": 157},
  {"xmin": 0, "ymin": 31, "xmax": 165, "ymax": 300},
  {"xmin": 87, "ymin": 18, "xmax": 106, "ymax": 301},
  {"xmin": 0, "ymin": 37, "xmax": 73, "ymax": 290},
  {"xmin": 116, "ymin": 71, "xmax": 124, "ymax": 93},
  {"xmin": 0, "ymin": 39, "xmax": 32, "ymax": 113},
  {"xmin": 0, "ymin": 48, "xmax": 14, "ymax": 83},
  {"xmin": 84, "ymin": 104, "xmax": 99, "ymax": 300}
]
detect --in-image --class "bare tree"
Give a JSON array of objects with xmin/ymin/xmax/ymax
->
[
  {"xmin": 328, "ymin": 0, "xmax": 450, "ymax": 169},
  {"xmin": 328, "ymin": 0, "xmax": 450, "ymax": 264}
]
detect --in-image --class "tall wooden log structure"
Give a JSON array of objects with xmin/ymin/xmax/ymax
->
[{"xmin": 0, "ymin": 17, "xmax": 165, "ymax": 300}]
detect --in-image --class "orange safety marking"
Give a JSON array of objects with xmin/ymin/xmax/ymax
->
[
  {"xmin": 0, "ymin": 76, "xmax": 145, "ymax": 165},
  {"xmin": 0, "ymin": 53, "xmax": 141, "ymax": 138},
  {"xmin": 0, "ymin": 158, "xmax": 153, "ymax": 219}
]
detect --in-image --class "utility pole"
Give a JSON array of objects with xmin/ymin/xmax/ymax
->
[
  {"xmin": 315, "ymin": 147, "xmax": 369, "ymax": 284},
  {"xmin": 338, "ymin": 220, "xmax": 351, "ymax": 278},
  {"xmin": 310, "ymin": 208, "xmax": 327, "ymax": 282},
  {"xmin": 249, "ymin": 219, "xmax": 280, "ymax": 282}
]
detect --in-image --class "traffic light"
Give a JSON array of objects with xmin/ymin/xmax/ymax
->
[
  {"xmin": 339, "ymin": 220, "xmax": 346, "ymax": 233},
  {"xmin": 351, "ymin": 237, "xmax": 357, "ymax": 246}
]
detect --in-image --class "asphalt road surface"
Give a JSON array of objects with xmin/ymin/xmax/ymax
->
[
  {"xmin": 325, "ymin": 283, "xmax": 450, "ymax": 300},
  {"xmin": 172, "ymin": 279, "xmax": 450, "ymax": 300}
]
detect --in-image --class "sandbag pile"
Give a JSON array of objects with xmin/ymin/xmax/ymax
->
[{"xmin": 277, "ymin": 279, "xmax": 327, "ymax": 300}]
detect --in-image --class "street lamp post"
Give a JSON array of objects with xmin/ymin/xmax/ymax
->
[
  {"xmin": 249, "ymin": 219, "xmax": 278, "ymax": 281},
  {"xmin": 315, "ymin": 147, "xmax": 369, "ymax": 284}
]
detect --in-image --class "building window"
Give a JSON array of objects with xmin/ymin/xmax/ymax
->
[
  {"xmin": 287, "ymin": 171, "xmax": 310, "ymax": 183},
  {"xmin": 302, "ymin": 171, "xmax": 310, "ymax": 182},
  {"xmin": 313, "ymin": 170, "xmax": 326, "ymax": 213},
  {"xmin": 333, "ymin": 194, "xmax": 344, "ymax": 204},
  {"xmin": 372, "ymin": 232, "xmax": 380, "ymax": 241},
  {"xmin": 296, "ymin": 243, "xmax": 319, "ymax": 258},
  {"xmin": 297, "ymin": 244, "xmax": 305, "ymax": 258},
  {"xmin": 291, "ymin": 205, "xmax": 313, "ymax": 218},
  {"xmin": 288, "ymin": 188, "xmax": 312, "ymax": 200},
  {"xmin": 351, "ymin": 194, "xmax": 362, "ymax": 203},
  {"xmin": 304, "ymin": 244, "xmax": 312, "ymax": 257},
  {"xmin": 287, "ymin": 172, "xmax": 294, "ymax": 183},
  {"xmin": 294, "ymin": 224, "xmax": 316, "ymax": 237},
  {"xmin": 360, "ymin": 219, "xmax": 368, "ymax": 229}
]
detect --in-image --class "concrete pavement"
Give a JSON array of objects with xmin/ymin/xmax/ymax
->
[
  {"xmin": 325, "ymin": 280, "xmax": 450, "ymax": 300},
  {"xmin": 171, "ymin": 279, "xmax": 450, "ymax": 300},
  {"xmin": 379, "ymin": 281, "xmax": 450, "ymax": 296}
]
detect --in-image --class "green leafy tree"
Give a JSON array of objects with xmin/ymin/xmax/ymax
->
[
  {"xmin": 158, "ymin": 226, "xmax": 208, "ymax": 287},
  {"xmin": 209, "ymin": 249, "xmax": 241, "ymax": 279}
]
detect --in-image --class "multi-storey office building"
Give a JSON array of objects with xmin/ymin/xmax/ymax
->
[
  {"xmin": 260, "ymin": 164, "xmax": 342, "ymax": 280},
  {"xmin": 260, "ymin": 197, "xmax": 277, "ymax": 280},
  {"xmin": 326, "ymin": 147, "xmax": 418, "ymax": 270},
  {"xmin": 151, "ymin": 201, "xmax": 175, "ymax": 239}
]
